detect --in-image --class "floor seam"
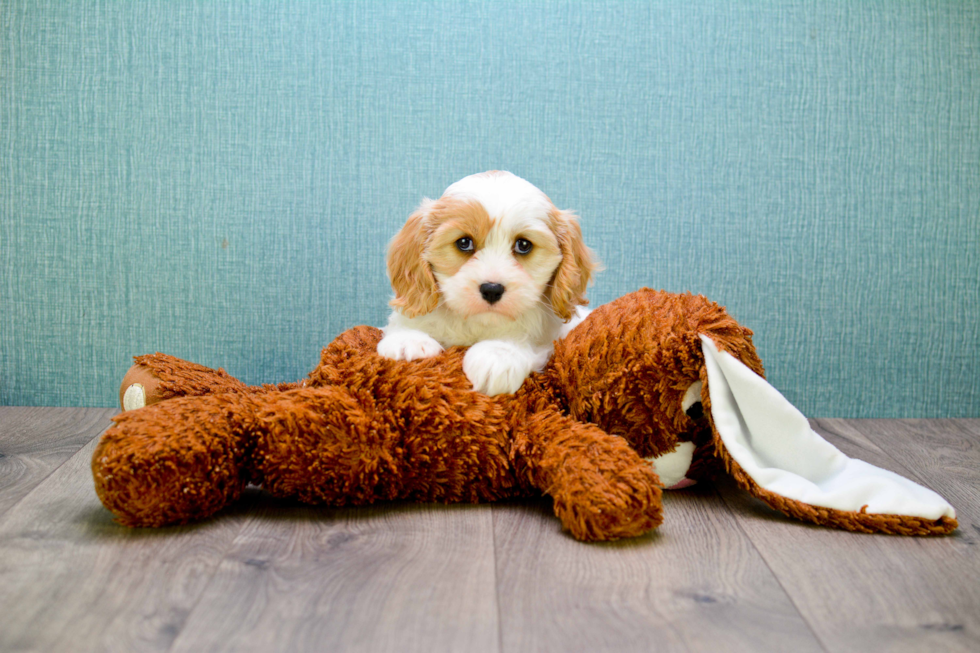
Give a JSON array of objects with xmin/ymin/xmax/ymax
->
[
  {"xmin": 715, "ymin": 483, "xmax": 832, "ymax": 653},
  {"xmin": 161, "ymin": 496, "xmax": 262, "ymax": 653},
  {"xmin": 491, "ymin": 505, "xmax": 505, "ymax": 653}
]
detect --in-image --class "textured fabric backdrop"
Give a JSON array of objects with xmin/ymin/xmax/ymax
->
[{"xmin": 2, "ymin": 0, "xmax": 978, "ymax": 416}]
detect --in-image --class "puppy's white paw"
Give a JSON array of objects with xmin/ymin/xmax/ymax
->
[
  {"xmin": 377, "ymin": 330, "xmax": 444, "ymax": 361},
  {"xmin": 463, "ymin": 341, "xmax": 535, "ymax": 396}
]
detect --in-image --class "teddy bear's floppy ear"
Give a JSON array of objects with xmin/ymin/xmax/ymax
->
[{"xmin": 699, "ymin": 336, "xmax": 957, "ymax": 535}]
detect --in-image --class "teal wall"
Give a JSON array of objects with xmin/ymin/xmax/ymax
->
[{"xmin": 2, "ymin": 1, "xmax": 978, "ymax": 416}]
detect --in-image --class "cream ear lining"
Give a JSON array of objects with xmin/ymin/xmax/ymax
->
[{"xmin": 700, "ymin": 335, "xmax": 956, "ymax": 521}]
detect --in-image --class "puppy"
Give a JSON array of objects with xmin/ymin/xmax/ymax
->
[{"xmin": 378, "ymin": 171, "xmax": 598, "ymax": 395}]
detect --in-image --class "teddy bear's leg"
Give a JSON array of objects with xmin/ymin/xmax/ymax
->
[
  {"xmin": 94, "ymin": 391, "xmax": 260, "ymax": 527},
  {"xmin": 246, "ymin": 385, "xmax": 403, "ymax": 506},
  {"xmin": 118, "ymin": 353, "xmax": 302, "ymax": 411},
  {"xmin": 118, "ymin": 353, "xmax": 249, "ymax": 410},
  {"xmin": 98, "ymin": 383, "xmax": 406, "ymax": 527},
  {"xmin": 510, "ymin": 409, "xmax": 663, "ymax": 541},
  {"xmin": 247, "ymin": 384, "xmax": 522, "ymax": 507},
  {"xmin": 118, "ymin": 325, "xmax": 391, "ymax": 412}
]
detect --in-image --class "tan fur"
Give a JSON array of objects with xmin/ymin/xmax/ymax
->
[
  {"xmin": 546, "ymin": 209, "xmax": 599, "ymax": 320},
  {"xmin": 387, "ymin": 208, "xmax": 440, "ymax": 318},
  {"xmin": 511, "ymin": 226, "xmax": 561, "ymax": 277},
  {"xmin": 426, "ymin": 198, "xmax": 495, "ymax": 277}
]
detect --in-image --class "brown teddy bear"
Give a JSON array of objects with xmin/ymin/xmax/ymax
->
[{"xmin": 92, "ymin": 289, "xmax": 957, "ymax": 541}]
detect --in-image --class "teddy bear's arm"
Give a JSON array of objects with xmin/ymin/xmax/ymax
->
[{"xmin": 510, "ymin": 409, "xmax": 664, "ymax": 541}]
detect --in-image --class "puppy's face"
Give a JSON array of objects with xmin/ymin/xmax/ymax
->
[
  {"xmin": 387, "ymin": 171, "xmax": 596, "ymax": 322},
  {"xmin": 425, "ymin": 193, "xmax": 562, "ymax": 321}
]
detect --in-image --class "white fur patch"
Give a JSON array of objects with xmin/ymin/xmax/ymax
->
[
  {"xmin": 558, "ymin": 306, "xmax": 592, "ymax": 339},
  {"xmin": 646, "ymin": 441, "xmax": 696, "ymax": 489},
  {"xmin": 682, "ymin": 381, "xmax": 703, "ymax": 413},
  {"xmin": 377, "ymin": 328, "xmax": 445, "ymax": 361},
  {"xmin": 443, "ymin": 172, "xmax": 553, "ymax": 224}
]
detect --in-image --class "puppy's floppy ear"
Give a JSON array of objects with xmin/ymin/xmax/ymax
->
[
  {"xmin": 547, "ymin": 209, "xmax": 600, "ymax": 321},
  {"xmin": 387, "ymin": 200, "xmax": 440, "ymax": 318}
]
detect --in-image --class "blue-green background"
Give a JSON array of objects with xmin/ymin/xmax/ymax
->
[{"xmin": 2, "ymin": 1, "xmax": 978, "ymax": 416}]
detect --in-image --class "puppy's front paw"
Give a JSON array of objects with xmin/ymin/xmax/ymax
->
[
  {"xmin": 377, "ymin": 330, "xmax": 444, "ymax": 361},
  {"xmin": 463, "ymin": 341, "xmax": 534, "ymax": 396}
]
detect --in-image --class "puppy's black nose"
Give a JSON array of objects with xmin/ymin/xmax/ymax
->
[{"xmin": 480, "ymin": 282, "xmax": 505, "ymax": 305}]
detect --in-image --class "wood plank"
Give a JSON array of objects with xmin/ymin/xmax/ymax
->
[
  {"xmin": 0, "ymin": 407, "xmax": 115, "ymax": 517},
  {"xmin": 5, "ymin": 410, "xmax": 974, "ymax": 652},
  {"xmin": 0, "ymin": 427, "xmax": 257, "ymax": 653},
  {"xmin": 168, "ymin": 499, "xmax": 501, "ymax": 653},
  {"xmin": 714, "ymin": 418, "xmax": 980, "ymax": 653},
  {"xmin": 493, "ymin": 488, "xmax": 825, "ymax": 653}
]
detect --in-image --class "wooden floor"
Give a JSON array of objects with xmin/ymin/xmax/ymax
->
[{"xmin": 1, "ymin": 408, "xmax": 978, "ymax": 652}]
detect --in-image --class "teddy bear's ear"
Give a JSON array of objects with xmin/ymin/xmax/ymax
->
[{"xmin": 699, "ymin": 336, "xmax": 958, "ymax": 535}]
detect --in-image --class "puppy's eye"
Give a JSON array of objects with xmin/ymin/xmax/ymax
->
[
  {"xmin": 456, "ymin": 237, "xmax": 475, "ymax": 253},
  {"xmin": 514, "ymin": 238, "xmax": 533, "ymax": 255}
]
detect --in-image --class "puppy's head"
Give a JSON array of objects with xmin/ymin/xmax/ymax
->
[{"xmin": 387, "ymin": 171, "xmax": 598, "ymax": 321}]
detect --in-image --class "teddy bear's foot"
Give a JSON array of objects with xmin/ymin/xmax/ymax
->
[
  {"xmin": 119, "ymin": 364, "xmax": 162, "ymax": 410},
  {"xmin": 94, "ymin": 392, "xmax": 258, "ymax": 527},
  {"xmin": 121, "ymin": 383, "xmax": 146, "ymax": 410},
  {"xmin": 514, "ymin": 412, "xmax": 664, "ymax": 541},
  {"xmin": 118, "ymin": 353, "xmax": 254, "ymax": 411}
]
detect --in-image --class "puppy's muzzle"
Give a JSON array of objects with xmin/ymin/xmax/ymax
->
[{"xmin": 479, "ymin": 282, "xmax": 506, "ymax": 305}]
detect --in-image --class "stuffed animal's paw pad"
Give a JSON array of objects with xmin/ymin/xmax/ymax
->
[{"xmin": 122, "ymin": 383, "xmax": 146, "ymax": 411}]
